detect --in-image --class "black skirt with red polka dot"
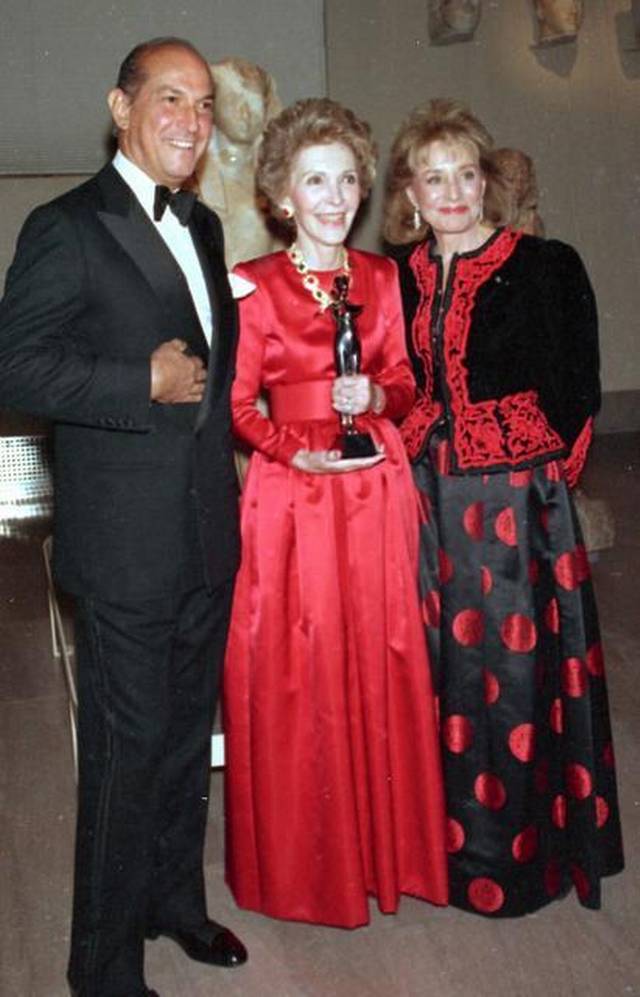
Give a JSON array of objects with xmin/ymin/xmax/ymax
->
[{"xmin": 414, "ymin": 438, "xmax": 624, "ymax": 916}]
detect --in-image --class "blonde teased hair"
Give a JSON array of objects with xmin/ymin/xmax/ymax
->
[{"xmin": 383, "ymin": 98, "xmax": 507, "ymax": 245}]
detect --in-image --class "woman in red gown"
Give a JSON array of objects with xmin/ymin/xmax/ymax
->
[{"xmin": 223, "ymin": 98, "xmax": 448, "ymax": 927}]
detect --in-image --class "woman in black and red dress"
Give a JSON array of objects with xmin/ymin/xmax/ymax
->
[{"xmin": 384, "ymin": 99, "xmax": 624, "ymax": 917}]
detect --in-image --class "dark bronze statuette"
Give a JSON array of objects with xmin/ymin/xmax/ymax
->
[{"xmin": 330, "ymin": 274, "xmax": 377, "ymax": 459}]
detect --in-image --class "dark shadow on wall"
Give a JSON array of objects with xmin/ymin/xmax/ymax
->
[{"xmin": 615, "ymin": 12, "xmax": 640, "ymax": 79}]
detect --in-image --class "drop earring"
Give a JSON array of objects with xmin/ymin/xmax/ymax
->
[
  {"xmin": 413, "ymin": 207, "xmax": 422, "ymax": 231},
  {"xmin": 281, "ymin": 205, "xmax": 294, "ymax": 220}
]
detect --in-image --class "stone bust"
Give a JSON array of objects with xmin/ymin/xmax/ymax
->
[
  {"xmin": 491, "ymin": 147, "xmax": 544, "ymax": 237},
  {"xmin": 534, "ymin": 0, "xmax": 584, "ymax": 45},
  {"xmin": 428, "ymin": 0, "xmax": 482, "ymax": 45},
  {"xmin": 195, "ymin": 58, "xmax": 282, "ymax": 266}
]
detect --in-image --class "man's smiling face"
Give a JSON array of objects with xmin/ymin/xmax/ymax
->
[{"xmin": 109, "ymin": 44, "xmax": 215, "ymax": 188}]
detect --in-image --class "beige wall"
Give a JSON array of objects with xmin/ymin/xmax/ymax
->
[{"xmin": 326, "ymin": 0, "xmax": 640, "ymax": 409}]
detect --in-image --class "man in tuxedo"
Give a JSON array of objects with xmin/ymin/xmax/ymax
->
[{"xmin": 0, "ymin": 38, "xmax": 246, "ymax": 997}]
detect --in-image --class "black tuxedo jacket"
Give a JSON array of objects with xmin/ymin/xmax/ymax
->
[{"xmin": 0, "ymin": 164, "xmax": 240, "ymax": 599}]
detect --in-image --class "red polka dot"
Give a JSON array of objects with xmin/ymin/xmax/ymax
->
[
  {"xmin": 602, "ymin": 742, "xmax": 615, "ymax": 768},
  {"xmin": 595, "ymin": 795, "xmax": 610, "ymax": 828},
  {"xmin": 446, "ymin": 817, "xmax": 465, "ymax": 853},
  {"xmin": 463, "ymin": 501, "xmax": 484, "ymax": 540},
  {"xmin": 452, "ymin": 609, "xmax": 485, "ymax": 647},
  {"xmin": 500, "ymin": 613, "xmax": 537, "ymax": 652},
  {"xmin": 481, "ymin": 565, "xmax": 493, "ymax": 595},
  {"xmin": 508, "ymin": 723, "xmax": 536, "ymax": 762},
  {"xmin": 585, "ymin": 642, "xmax": 604, "ymax": 677},
  {"xmin": 438, "ymin": 548, "xmax": 454, "ymax": 584},
  {"xmin": 574, "ymin": 545, "xmax": 590, "ymax": 583},
  {"xmin": 528, "ymin": 559, "xmax": 540, "ymax": 585},
  {"xmin": 554, "ymin": 551, "xmax": 580, "ymax": 591},
  {"xmin": 468, "ymin": 877, "xmax": 505, "ymax": 913},
  {"xmin": 549, "ymin": 697, "xmax": 564, "ymax": 734},
  {"xmin": 551, "ymin": 794, "xmax": 567, "ymax": 828},
  {"xmin": 562, "ymin": 657, "xmax": 588, "ymax": 698},
  {"xmin": 509, "ymin": 469, "xmax": 533, "ymax": 487},
  {"xmin": 495, "ymin": 506, "xmax": 518, "ymax": 546},
  {"xmin": 534, "ymin": 758, "xmax": 549, "ymax": 794},
  {"xmin": 512, "ymin": 825, "xmax": 538, "ymax": 863},
  {"xmin": 566, "ymin": 763, "xmax": 593, "ymax": 800},
  {"xmin": 544, "ymin": 859, "xmax": 562, "ymax": 897},
  {"xmin": 483, "ymin": 669, "xmax": 500, "ymax": 705},
  {"xmin": 442, "ymin": 714, "xmax": 474, "ymax": 754},
  {"xmin": 422, "ymin": 590, "xmax": 441, "ymax": 628},
  {"xmin": 571, "ymin": 863, "xmax": 590, "ymax": 902},
  {"xmin": 544, "ymin": 598, "xmax": 560, "ymax": 634},
  {"xmin": 554, "ymin": 547, "xmax": 590, "ymax": 591},
  {"xmin": 475, "ymin": 772, "xmax": 507, "ymax": 810}
]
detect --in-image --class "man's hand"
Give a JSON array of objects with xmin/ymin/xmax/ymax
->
[{"xmin": 150, "ymin": 339, "xmax": 207, "ymax": 403}]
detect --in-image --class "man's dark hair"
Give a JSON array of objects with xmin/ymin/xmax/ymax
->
[{"xmin": 116, "ymin": 37, "xmax": 209, "ymax": 97}]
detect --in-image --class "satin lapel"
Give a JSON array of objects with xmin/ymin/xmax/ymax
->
[
  {"xmin": 96, "ymin": 169, "xmax": 209, "ymax": 361},
  {"xmin": 190, "ymin": 206, "xmax": 237, "ymax": 433},
  {"xmin": 189, "ymin": 210, "xmax": 222, "ymax": 370}
]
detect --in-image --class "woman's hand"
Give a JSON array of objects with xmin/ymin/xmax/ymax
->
[
  {"xmin": 332, "ymin": 375, "xmax": 386, "ymax": 416},
  {"xmin": 291, "ymin": 447, "xmax": 385, "ymax": 475}
]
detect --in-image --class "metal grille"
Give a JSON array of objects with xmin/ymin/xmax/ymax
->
[{"xmin": 0, "ymin": 435, "xmax": 53, "ymax": 522}]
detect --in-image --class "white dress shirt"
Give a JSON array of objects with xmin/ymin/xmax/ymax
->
[{"xmin": 113, "ymin": 151, "xmax": 213, "ymax": 345}]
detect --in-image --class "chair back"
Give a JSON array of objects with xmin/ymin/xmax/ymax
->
[{"xmin": 0, "ymin": 435, "xmax": 53, "ymax": 533}]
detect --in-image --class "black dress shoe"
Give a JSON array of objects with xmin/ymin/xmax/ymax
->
[
  {"xmin": 70, "ymin": 989, "xmax": 159, "ymax": 996},
  {"xmin": 146, "ymin": 920, "xmax": 247, "ymax": 968}
]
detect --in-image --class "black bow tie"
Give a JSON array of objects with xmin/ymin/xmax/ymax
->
[{"xmin": 153, "ymin": 185, "xmax": 196, "ymax": 225}]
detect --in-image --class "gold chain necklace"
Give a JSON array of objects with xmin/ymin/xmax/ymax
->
[{"xmin": 287, "ymin": 243, "xmax": 351, "ymax": 311}]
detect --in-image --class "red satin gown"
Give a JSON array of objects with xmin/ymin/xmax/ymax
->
[{"xmin": 223, "ymin": 249, "xmax": 448, "ymax": 927}]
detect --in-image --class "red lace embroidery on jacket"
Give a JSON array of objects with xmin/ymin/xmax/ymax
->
[
  {"xmin": 400, "ymin": 244, "xmax": 441, "ymax": 459},
  {"xmin": 402, "ymin": 229, "xmax": 565, "ymax": 469},
  {"xmin": 563, "ymin": 417, "xmax": 593, "ymax": 488}
]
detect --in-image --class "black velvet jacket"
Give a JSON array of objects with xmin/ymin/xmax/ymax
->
[{"xmin": 391, "ymin": 227, "xmax": 600, "ymax": 483}]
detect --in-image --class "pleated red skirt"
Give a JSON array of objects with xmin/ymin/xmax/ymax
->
[{"xmin": 223, "ymin": 416, "xmax": 448, "ymax": 926}]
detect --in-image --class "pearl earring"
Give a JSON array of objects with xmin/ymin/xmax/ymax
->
[
  {"xmin": 281, "ymin": 205, "xmax": 294, "ymax": 219},
  {"xmin": 413, "ymin": 207, "xmax": 422, "ymax": 231}
]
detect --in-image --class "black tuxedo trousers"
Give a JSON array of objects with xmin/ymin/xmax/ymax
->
[{"xmin": 68, "ymin": 581, "xmax": 233, "ymax": 995}]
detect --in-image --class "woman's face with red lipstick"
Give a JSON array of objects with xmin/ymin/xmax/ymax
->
[{"xmin": 406, "ymin": 138, "xmax": 486, "ymax": 237}]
